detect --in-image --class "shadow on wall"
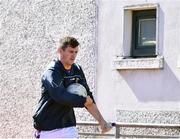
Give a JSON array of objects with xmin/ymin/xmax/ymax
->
[{"xmin": 118, "ymin": 61, "xmax": 180, "ymax": 102}]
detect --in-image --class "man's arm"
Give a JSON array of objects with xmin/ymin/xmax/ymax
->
[
  {"xmin": 85, "ymin": 100, "xmax": 112, "ymax": 134},
  {"xmin": 78, "ymin": 66, "xmax": 112, "ymax": 133}
]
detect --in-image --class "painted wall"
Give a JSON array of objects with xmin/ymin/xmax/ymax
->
[
  {"xmin": 97, "ymin": 0, "xmax": 180, "ymax": 122},
  {"xmin": 0, "ymin": 0, "xmax": 96, "ymax": 137}
]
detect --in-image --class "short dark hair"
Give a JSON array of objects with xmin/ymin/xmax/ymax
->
[{"xmin": 58, "ymin": 36, "xmax": 79, "ymax": 50}]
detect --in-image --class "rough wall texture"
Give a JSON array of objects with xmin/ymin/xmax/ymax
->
[
  {"xmin": 0, "ymin": 0, "xmax": 96, "ymax": 137},
  {"xmin": 116, "ymin": 110, "xmax": 180, "ymax": 137}
]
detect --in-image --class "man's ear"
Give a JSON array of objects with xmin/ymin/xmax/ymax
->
[{"xmin": 57, "ymin": 48, "xmax": 62, "ymax": 54}]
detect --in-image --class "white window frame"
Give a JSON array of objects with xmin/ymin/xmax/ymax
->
[{"xmin": 113, "ymin": 3, "xmax": 164, "ymax": 70}]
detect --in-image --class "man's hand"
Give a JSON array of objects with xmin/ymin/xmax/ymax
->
[
  {"xmin": 84, "ymin": 96, "xmax": 93, "ymax": 107},
  {"xmin": 100, "ymin": 121, "xmax": 112, "ymax": 134}
]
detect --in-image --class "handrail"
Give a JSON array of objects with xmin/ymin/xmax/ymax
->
[{"xmin": 76, "ymin": 121, "xmax": 180, "ymax": 138}]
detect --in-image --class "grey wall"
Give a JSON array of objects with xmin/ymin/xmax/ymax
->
[{"xmin": 0, "ymin": 0, "xmax": 96, "ymax": 137}]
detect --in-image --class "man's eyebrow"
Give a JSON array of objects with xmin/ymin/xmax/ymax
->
[{"xmin": 69, "ymin": 50, "xmax": 78, "ymax": 52}]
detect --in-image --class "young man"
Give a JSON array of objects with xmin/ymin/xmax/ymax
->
[{"xmin": 33, "ymin": 36, "xmax": 112, "ymax": 138}]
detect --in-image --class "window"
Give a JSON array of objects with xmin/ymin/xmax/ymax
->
[
  {"xmin": 132, "ymin": 9, "xmax": 156, "ymax": 57},
  {"xmin": 113, "ymin": 4, "xmax": 164, "ymax": 70}
]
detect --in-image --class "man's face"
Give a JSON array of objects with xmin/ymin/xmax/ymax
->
[{"xmin": 60, "ymin": 46, "xmax": 79, "ymax": 66}]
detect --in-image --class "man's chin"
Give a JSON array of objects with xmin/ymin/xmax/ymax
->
[{"xmin": 69, "ymin": 61, "xmax": 74, "ymax": 65}]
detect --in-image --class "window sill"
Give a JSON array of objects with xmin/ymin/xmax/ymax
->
[{"xmin": 113, "ymin": 56, "xmax": 164, "ymax": 70}]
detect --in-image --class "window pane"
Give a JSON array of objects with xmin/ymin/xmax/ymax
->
[{"xmin": 138, "ymin": 18, "xmax": 156, "ymax": 47}]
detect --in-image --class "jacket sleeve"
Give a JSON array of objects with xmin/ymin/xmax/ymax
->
[
  {"xmin": 79, "ymin": 66, "xmax": 96, "ymax": 104},
  {"xmin": 42, "ymin": 69, "xmax": 86, "ymax": 108}
]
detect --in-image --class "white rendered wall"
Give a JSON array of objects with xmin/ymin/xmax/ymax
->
[{"xmin": 97, "ymin": 0, "xmax": 180, "ymax": 122}]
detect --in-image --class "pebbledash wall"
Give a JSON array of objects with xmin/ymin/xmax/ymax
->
[
  {"xmin": 0, "ymin": 0, "xmax": 97, "ymax": 137},
  {"xmin": 1, "ymin": 0, "xmax": 180, "ymax": 138}
]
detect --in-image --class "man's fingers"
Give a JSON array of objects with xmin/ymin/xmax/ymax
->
[
  {"xmin": 101, "ymin": 122, "xmax": 113, "ymax": 134},
  {"xmin": 101, "ymin": 126, "xmax": 112, "ymax": 134}
]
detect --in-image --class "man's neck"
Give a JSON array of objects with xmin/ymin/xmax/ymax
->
[
  {"xmin": 64, "ymin": 64, "xmax": 71, "ymax": 70},
  {"xmin": 59, "ymin": 59, "xmax": 71, "ymax": 70}
]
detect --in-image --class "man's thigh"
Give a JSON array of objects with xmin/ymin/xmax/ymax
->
[{"xmin": 39, "ymin": 126, "xmax": 78, "ymax": 138}]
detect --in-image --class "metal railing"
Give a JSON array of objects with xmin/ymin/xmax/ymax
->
[{"xmin": 77, "ymin": 121, "xmax": 180, "ymax": 138}]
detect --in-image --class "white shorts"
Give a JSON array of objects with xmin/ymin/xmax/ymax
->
[{"xmin": 38, "ymin": 126, "xmax": 78, "ymax": 138}]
